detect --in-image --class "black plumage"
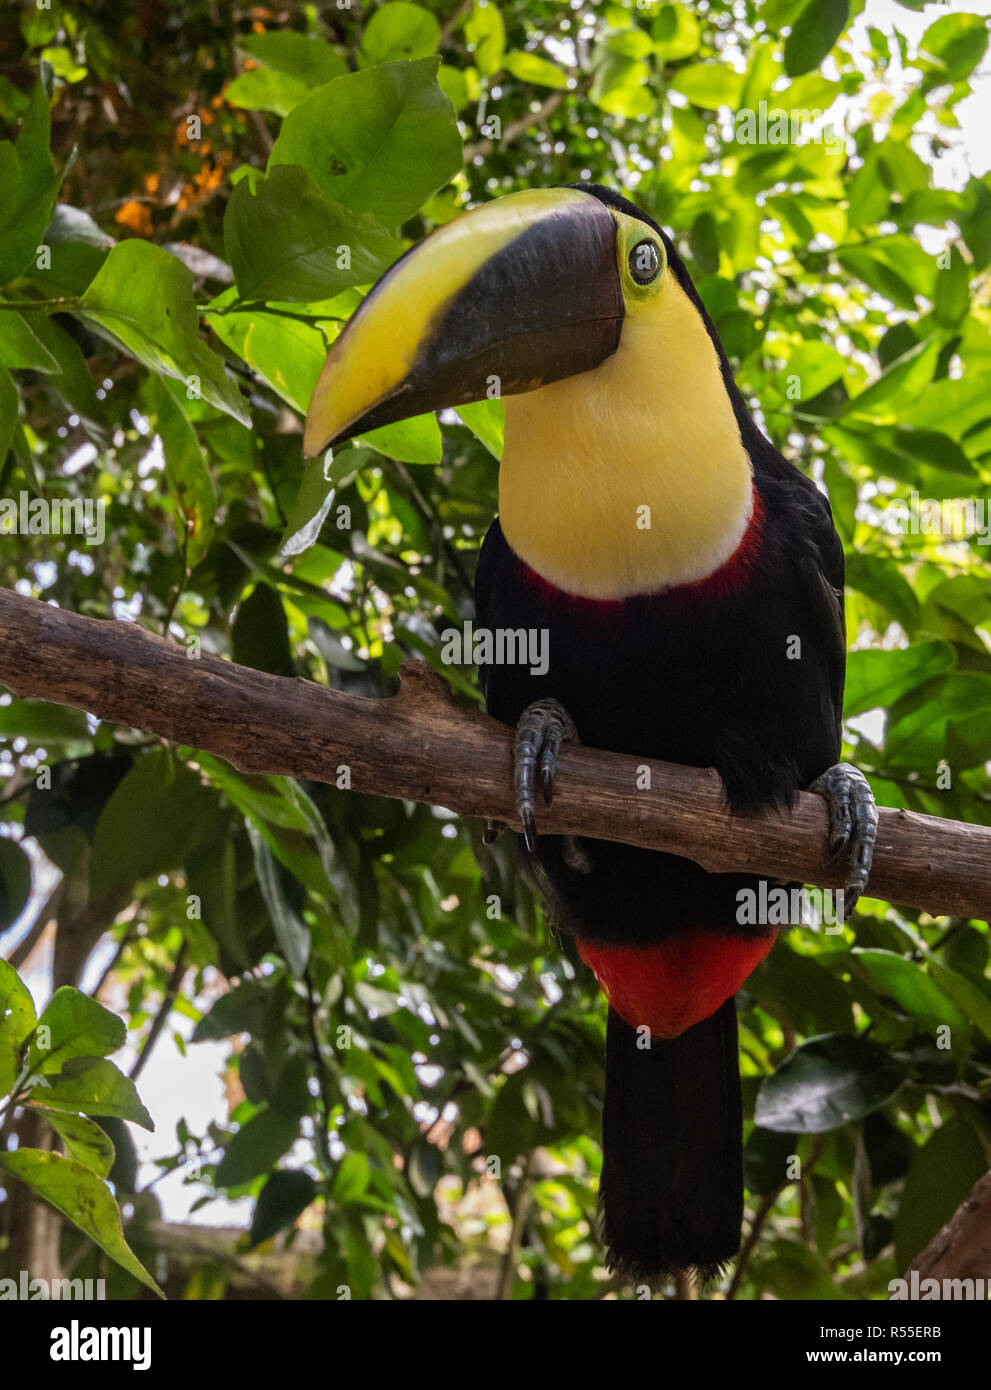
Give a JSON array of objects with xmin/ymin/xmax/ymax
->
[{"xmin": 474, "ymin": 186, "xmax": 848, "ymax": 1279}]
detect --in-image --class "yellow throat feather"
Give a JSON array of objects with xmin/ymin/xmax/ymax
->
[{"xmin": 498, "ymin": 264, "xmax": 754, "ymax": 600}]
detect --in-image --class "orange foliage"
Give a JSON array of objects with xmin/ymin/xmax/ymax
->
[{"xmin": 115, "ymin": 199, "xmax": 153, "ymax": 236}]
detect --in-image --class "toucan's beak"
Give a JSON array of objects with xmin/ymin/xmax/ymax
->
[{"xmin": 303, "ymin": 188, "xmax": 623, "ymax": 457}]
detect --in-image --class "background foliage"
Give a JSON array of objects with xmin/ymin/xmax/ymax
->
[{"xmin": 1, "ymin": 0, "xmax": 990, "ymax": 1300}]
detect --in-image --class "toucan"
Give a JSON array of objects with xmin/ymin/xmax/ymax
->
[{"xmin": 304, "ymin": 185, "xmax": 877, "ymax": 1283}]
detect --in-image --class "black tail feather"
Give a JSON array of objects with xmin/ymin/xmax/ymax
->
[{"xmin": 600, "ymin": 998, "xmax": 742, "ymax": 1284}]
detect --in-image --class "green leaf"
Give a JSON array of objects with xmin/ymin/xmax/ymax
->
[
  {"xmin": 885, "ymin": 673, "xmax": 991, "ymax": 769},
  {"xmin": 359, "ymin": 412, "xmax": 443, "ymax": 464},
  {"xmin": 0, "ymin": 698, "xmax": 91, "ymax": 743},
  {"xmin": 36, "ymin": 1056, "xmax": 153, "ymax": 1129},
  {"xmin": 0, "ymin": 307, "xmax": 59, "ymax": 371},
  {"xmin": 197, "ymin": 759, "xmax": 314, "ymax": 833},
  {"xmin": 591, "ymin": 35, "xmax": 653, "ymax": 118},
  {"xmin": 77, "ymin": 240, "xmax": 251, "ymax": 426},
  {"xmin": 248, "ymin": 1169, "xmax": 317, "ymax": 1247},
  {"xmin": 225, "ymin": 165, "xmax": 404, "ymax": 303},
  {"xmin": 847, "ymin": 146, "xmax": 888, "ymax": 229},
  {"xmin": 892, "ymin": 426, "xmax": 973, "ymax": 475},
  {"xmin": 359, "ymin": 3, "xmax": 441, "ymax": 66},
  {"xmin": 407, "ymin": 1135, "xmax": 444, "ymax": 1197},
  {"xmin": 899, "ymin": 370, "xmax": 991, "ymax": 438},
  {"xmin": 437, "ymin": 65, "xmax": 469, "ymax": 111},
  {"xmin": 7, "ymin": 418, "xmax": 43, "ymax": 496},
  {"xmin": 22, "ymin": 312, "xmax": 107, "ymax": 441},
  {"xmin": 0, "ymin": 364, "xmax": 17, "ymax": 469},
  {"xmin": 22, "ymin": 207, "xmax": 108, "ymax": 297},
  {"xmin": 753, "ymin": 1234, "xmax": 852, "ymax": 1299},
  {"xmin": 750, "ymin": 942, "xmax": 853, "ymax": 1037},
  {"xmin": 784, "ymin": 0, "xmax": 849, "ymax": 78},
  {"xmin": 280, "ymin": 453, "xmax": 337, "ymax": 558},
  {"xmin": 455, "ymin": 397, "xmax": 504, "ymax": 458},
  {"xmin": 89, "ymin": 748, "xmax": 214, "ymax": 897},
  {"xmin": 0, "ymin": 957, "xmax": 36, "ymax": 1095},
  {"xmin": 308, "ymin": 618, "xmax": 367, "ymax": 673},
  {"xmin": 40, "ymin": 46, "xmax": 86, "ymax": 84},
  {"xmin": 755, "ymin": 1034, "xmax": 904, "ymax": 1133},
  {"xmin": 0, "ymin": 837, "xmax": 32, "ymax": 933},
  {"xmin": 0, "ymin": 82, "xmax": 59, "ymax": 287},
  {"xmin": 920, "ymin": 13, "xmax": 988, "ymax": 82},
  {"xmin": 279, "ymin": 446, "xmax": 376, "ymax": 558},
  {"xmin": 503, "ymin": 52, "xmax": 571, "ymax": 90},
  {"xmin": 354, "ymin": 981, "xmax": 404, "ymax": 1016},
  {"xmin": 743, "ymin": 1125, "xmax": 796, "ymax": 1197},
  {"xmin": 933, "ymin": 244, "xmax": 970, "ymax": 329},
  {"xmin": 841, "ymin": 338, "xmax": 940, "ymax": 420},
  {"xmin": 192, "ymin": 983, "xmax": 269, "ymax": 1042},
  {"xmin": 784, "ymin": 341, "xmax": 846, "ymax": 401},
  {"xmin": 854, "ymin": 950, "xmax": 969, "ymax": 1031},
  {"xmin": 225, "ymin": 68, "xmax": 312, "ymax": 118},
  {"xmin": 236, "ymin": 32, "xmax": 348, "ymax": 87},
  {"xmin": 214, "ymin": 1106, "xmax": 300, "ymax": 1188},
  {"xmin": 844, "ymin": 643, "xmax": 955, "ymax": 718},
  {"xmin": 28, "ymin": 987, "xmax": 125, "ymax": 1075},
  {"xmin": 246, "ymin": 821, "xmax": 311, "ymax": 978},
  {"xmin": 843, "ymin": 552, "xmax": 919, "ymax": 629},
  {"xmin": 940, "ymin": 925, "xmax": 989, "ymax": 983},
  {"xmin": 158, "ymin": 389, "xmax": 216, "ymax": 566},
  {"xmin": 269, "ymin": 58, "xmax": 462, "ymax": 228},
  {"xmin": 894, "ymin": 1121, "xmax": 987, "ymax": 1270},
  {"xmin": 34, "ymin": 1108, "xmax": 115, "ymax": 1177},
  {"xmin": 891, "ymin": 922, "xmax": 991, "ymax": 1044},
  {"xmin": 862, "ymin": 1110, "xmax": 914, "ymax": 1188},
  {"xmin": 333, "ymin": 1151, "xmax": 371, "ymax": 1204},
  {"xmin": 20, "ymin": 6, "xmax": 60, "ymax": 46},
  {"xmin": 668, "ymin": 62, "xmax": 744, "ymax": 108},
  {"xmin": 651, "ymin": 3, "xmax": 701, "ymax": 60},
  {"xmin": 465, "ymin": 1, "xmax": 505, "ymax": 77},
  {"xmin": 232, "ymin": 583, "xmax": 291, "ymax": 674},
  {"xmin": 739, "ymin": 37, "xmax": 783, "ymax": 112},
  {"xmin": 0, "ymin": 1149, "xmax": 162, "ymax": 1294},
  {"xmin": 837, "ymin": 243, "xmax": 934, "ymax": 314},
  {"xmin": 927, "ymin": 957, "xmax": 991, "ymax": 1044},
  {"xmin": 206, "ymin": 291, "xmax": 327, "ymax": 414}
]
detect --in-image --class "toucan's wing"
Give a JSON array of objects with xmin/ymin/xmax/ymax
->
[
  {"xmin": 752, "ymin": 434, "xmax": 846, "ymax": 758},
  {"xmin": 797, "ymin": 486, "xmax": 846, "ymax": 744},
  {"xmin": 778, "ymin": 460, "xmax": 846, "ymax": 756}
]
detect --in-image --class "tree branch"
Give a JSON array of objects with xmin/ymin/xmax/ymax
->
[
  {"xmin": 0, "ymin": 587, "xmax": 988, "ymax": 918},
  {"xmin": 464, "ymin": 82, "xmax": 589, "ymax": 161},
  {"xmin": 907, "ymin": 1171, "xmax": 991, "ymax": 1284}
]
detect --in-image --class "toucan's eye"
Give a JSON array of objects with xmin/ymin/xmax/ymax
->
[{"xmin": 629, "ymin": 239, "xmax": 660, "ymax": 285}]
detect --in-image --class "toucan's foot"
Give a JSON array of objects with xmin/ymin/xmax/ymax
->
[
  {"xmin": 515, "ymin": 698, "xmax": 580, "ymax": 854},
  {"xmin": 808, "ymin": 762, "xmax": 877, "ymax": 914}
]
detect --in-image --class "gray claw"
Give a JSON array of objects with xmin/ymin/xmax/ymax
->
[
  {"xmin": 515, "ymin": 699, "xmax": 579, "ymax": 851},
  {"xmin": 521, "ymin": 807, "xmax": 538, "ymax": 855},
  {"xmin": 809, "ymin": 761, "xmax": 877, "ymax": 915}
]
